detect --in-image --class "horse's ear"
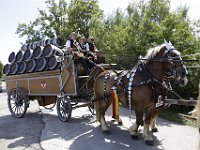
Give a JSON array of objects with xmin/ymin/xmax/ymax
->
[
  {"xmin": 164, "ymin": 39, "xmax": 170, "ymax": 53},
  {"xmin": 164, "ymin": 39, "xmax": 174, "ymax": 53}
]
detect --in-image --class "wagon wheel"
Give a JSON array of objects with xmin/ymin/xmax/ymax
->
[
  {"xmin": 8, "ymin": 88, "xmax": 28, "ymax": 118},
  {"xmin": 57, "ymin": 97, "xmax": 72, "ymax": 122},
  {"xmin": 88, "ymin": 101, "xmax": 95, "ymax": 115},
  {"xmin": 43, "ymin": 103, "xmax": 56, "ymax": 110}
]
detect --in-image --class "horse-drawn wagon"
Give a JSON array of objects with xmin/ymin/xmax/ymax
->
[{"xmin": 4, "ymin": 45, "xmax": 111, "ymax": 122}]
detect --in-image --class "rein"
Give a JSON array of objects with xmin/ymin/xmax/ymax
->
[{"xmin": 137, "ymin": 58, "xmax": 200, "ymax": 62}]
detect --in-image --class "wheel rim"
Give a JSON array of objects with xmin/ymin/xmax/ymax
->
[
  {"xmin": 57, "ymin": 98, "xmax": 71, "ymax": 122},
  {"xmin": 88, "ymin": 102, "xmax": 95, "ymax": 115},
  {"xmin": 8, "ymin": 89, "xmax": 27, "ymax": 118}
]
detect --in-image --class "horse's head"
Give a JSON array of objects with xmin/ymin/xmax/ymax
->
[
  {"xmin": 144, "ymin": 41, "xmax": 188, "ymax": 87},
  {"xmin": 163, "ymin": 43, "xmax": 188, "ymax": 87}
]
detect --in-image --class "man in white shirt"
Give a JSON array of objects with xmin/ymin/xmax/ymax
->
[{"xmin": 65, "ymin": 32, "xmax": 78, "ymax": 53}]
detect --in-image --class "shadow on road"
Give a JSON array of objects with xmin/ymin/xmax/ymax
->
[
  {"xmin": 0, "ymin": 112, "xmax": 165, "ymax": 150},
  {"xmin": 67, "ymin": 118, "xmax": 164, "ymax": 150},
  {"xmin": 0, "ymin": 112, "xmax": 44, "ymax": 149}
]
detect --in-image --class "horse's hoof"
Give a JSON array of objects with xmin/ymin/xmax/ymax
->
[
  {"xmin": 145, "ymin": 140, "xmax": 154, "ymax": 146},
  {"xmin": 152, "ymin": 128, "xmax": 158, "ymax": 132},
  {"xmin": 130, "ymin": 135, "xmax": 139, "ymax": 140},
  {"xmin": 118, "ymin": 121, "xmax": 123, "ymax": 126},
  {"xmin": 102, "ymin": 130, "xmax": 110, "ymax": 136}
]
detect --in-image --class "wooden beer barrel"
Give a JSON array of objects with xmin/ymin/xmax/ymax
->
[
  {"xmin": 3, "ymin": 64, "xmax": 11, "ymax": 75},
  {"xmin": 10, "ymin": 63, "xmax": 18, "ymax": 75},
  {"xmin": 30, "ymin": 42, "xmax": 37, "ymax": 50},
  {"xmin": 21, "ymin": 44, "xmax": 28, "ymax": 51},
  {"xmin": 30, "ymin": 43, "xmax": 34, "ymax": 50},
  {"xmin": 33, "ymin": 46, "xmax": 44, "ymax": 59},
  {"xmin": 45, "ymin": 39, "xmax": 50, "ymax": 46},
  {"xmin": 23, "ymin": 49, "xmax": 32, "ymax": 62},
  {"xmin": 18, "ymin": 61, "xmax": 27, "ymax": 74},
  {"xmin": 47, "ymin": 55, "xmax": 61, "ymax": 70},
  {"xmin": 27, "ymin": 43, "xmax": 32, "ymax": 50},
  {"xmin": 8, "ymin": 52, "xmax": 16, "ymax": 63},
  {"xmin": 26, "ymin": 59, "xmax": 36, "ymax": 73},
  {"xmin": 36, "ymin": 57, "xmax": 47, "ymax": 71},
  {"xmin": 37, "ymin": 39, "xmax": 46, "ymax": 47},
  {"xmin": 15, "ymin": 51, "xmax": 24, "ymax": 63},
  {"xmin": 41, "ymin": 39, "xmax": 46, "ymax": 46},
  {"xmin": 43, "ymin": 44, "xmax": 64, "ymax": 58},
  {"xmin": 50, "ymin": 38, "xmax": 62, "ymax": 47}
]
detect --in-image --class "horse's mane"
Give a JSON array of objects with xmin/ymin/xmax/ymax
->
[{"xmin": 143, "ymin": 43, "xmax": 166, "ymax": 64}]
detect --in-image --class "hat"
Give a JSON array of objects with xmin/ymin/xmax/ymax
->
[
  {"xmin": 89, "ymin": 36, "xmax": 94, "ymax": 40},
  {"xmin": 70, "ymin": 32, "xmax": 78, "ymax": 37},
  {"xmin": 81, "ymin": 36, "xmax": 86, "ymax": 40}
]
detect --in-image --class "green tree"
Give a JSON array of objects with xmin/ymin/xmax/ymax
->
[
  {"xmin": 0, "ymin": 61, "xmax": 3, "ymax": 78},
  {"xmin": 68, "ymin": 0, "xmax": 103, "ymax": 37},
  {"xmin": 15, "ymin": 0, "xmax": 200, "ymax": 98},
  {"xmin": 16, "ymin": 0, "xmax": 103, "ymax": 44}
]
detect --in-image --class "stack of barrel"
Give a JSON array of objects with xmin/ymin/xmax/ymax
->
[{"xmin": 3, "ymin": 38, "xmax": 64, "ymax": 76}]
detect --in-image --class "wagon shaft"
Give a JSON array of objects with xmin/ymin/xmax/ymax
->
[{"xmin": 163, "ymin": 99, "xmax": 197, "ymax": 106}]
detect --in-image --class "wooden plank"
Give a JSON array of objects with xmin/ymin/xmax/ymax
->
[
  {"xmin": 163, "ymin": 99, "xmax": 197, "ymax": 106},
  {"xmin": 177, "ymin": 113, "xmax": 197, "ymax": 120},
  {"xmin": 4, "ymin": 70, "xmax": 60, "ymax": 80}
]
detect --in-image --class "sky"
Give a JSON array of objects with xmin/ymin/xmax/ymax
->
[{"xmin": 0, "ymin": 0, "xmax": 200, "ymax": 64}]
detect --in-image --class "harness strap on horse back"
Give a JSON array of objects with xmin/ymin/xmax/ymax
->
[{"xmin": 103, "ymin": 72, "xmax": 110, "ymax": 102}]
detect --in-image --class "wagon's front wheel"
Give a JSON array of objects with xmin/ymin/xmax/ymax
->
[
  {"xmin": 8, "ymin": 88, "xmax": 28, "ymax": 118},
  {"xmin": 57, "ymin": 97, "xmax": 72, "ymax": 122}
]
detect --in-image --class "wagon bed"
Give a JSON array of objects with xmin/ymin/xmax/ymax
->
[{"xmin": 4, "ymin": 55, "xmax": 108, "ymax": 121}]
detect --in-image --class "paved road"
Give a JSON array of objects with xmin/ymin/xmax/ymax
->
[{"xmin": 0, "ymin": 82, "xmax": 198, "ymax": 150}]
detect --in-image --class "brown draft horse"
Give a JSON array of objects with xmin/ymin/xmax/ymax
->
[
  {"xmin": 94, "ymin": 42, "xmax": 188, "ymax": 145},
  {"xmin": 192, "ymin": 83, "xmax": 200, "ymax": 150}
]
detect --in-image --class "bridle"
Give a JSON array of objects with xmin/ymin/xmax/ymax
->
[{"xmin": 163, "ymin": 47, "xmax": 185, "ymax": 79}]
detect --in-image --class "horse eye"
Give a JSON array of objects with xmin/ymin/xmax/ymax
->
[{"xmin": 182, "ymin": 72, "xmax": 185, "ymax": 76}]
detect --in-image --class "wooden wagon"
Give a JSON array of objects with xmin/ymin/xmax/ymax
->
[{"xmin": 4, "ymin": 55, "xmax": 110, "ymax": 121}]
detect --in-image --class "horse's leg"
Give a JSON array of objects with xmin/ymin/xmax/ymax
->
[
  {"xmin": 150, "ymin": 108, "xmax": 158, "ymax": 132},
  {"xmin": 130, "ymin": 105, "xmax": 144, "ymax": 139},
  {"xmin": 117, "ymin": 117, "xmax": 123, "ymax": 125},
  {"xmin": 143, "ymin": 105, "xmax": 155, "ymax": 145},
  {"xmin": 95, "ymin": 100, "xmax": 111, "ymax": 135}
]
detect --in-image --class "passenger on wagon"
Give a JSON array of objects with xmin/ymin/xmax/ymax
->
[
  {"xmin": 86, "ymin": 36, "xmax": 98, "ymax": 62},
  {"xmin": 65, "ymin": 32, "xmax": 95, "ymax": 75},
  {"xmin": 79, "ymin": 36, "xmax": 89, "ymax": 55}
]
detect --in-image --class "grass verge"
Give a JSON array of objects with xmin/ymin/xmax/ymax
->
[{"xmin": 158, "ymin": 108, "xmax": 197, "ymax": 127}]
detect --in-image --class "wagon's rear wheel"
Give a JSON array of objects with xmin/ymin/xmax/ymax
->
[
  {"xmin": 57, "ymin": 97, "xmax": 72, "ymax": 122},
  {"xmin": 8, "ymin": 88, "xmax": 28, "ymax": 118}
]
